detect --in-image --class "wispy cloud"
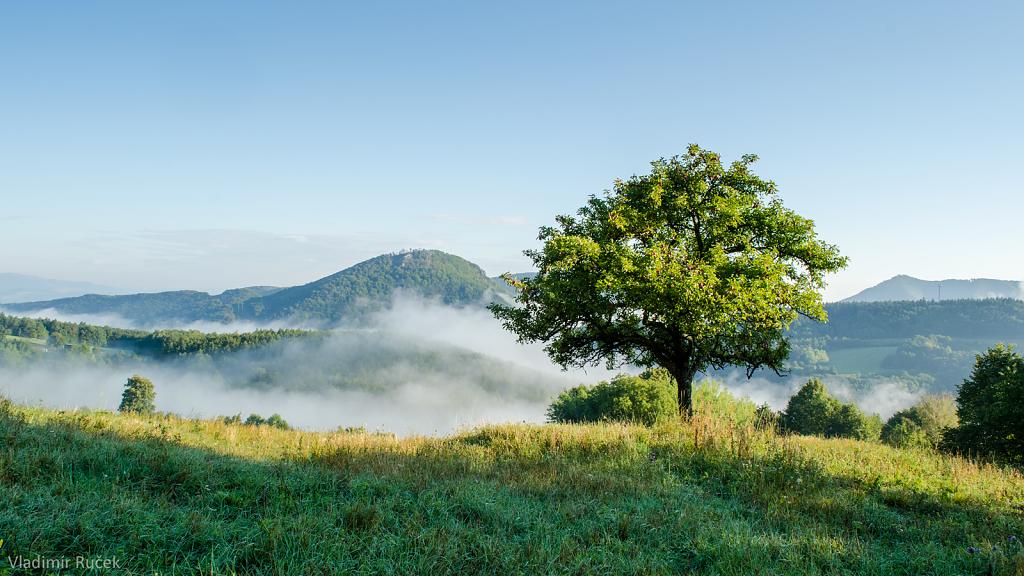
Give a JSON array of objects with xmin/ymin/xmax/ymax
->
[{"xmin": 430, "ymin": 213, "xmax": 529, "ymax": 227}]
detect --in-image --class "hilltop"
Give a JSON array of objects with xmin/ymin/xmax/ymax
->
[
  {"xmin": 844, "ymin": 275, "xmax": 1022, "ymax": 303},
  {"xmin": 1, "ymin": 397, "xmax": 1021, "ymax": 575},
  {"xmin": 242, "ymin": 250, "xmax": 510, "ymax": 323}
]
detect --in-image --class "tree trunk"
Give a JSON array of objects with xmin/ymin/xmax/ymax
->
[{"xmin": 668, "ymin": 365, "xmax": 697, "ymax": 418}]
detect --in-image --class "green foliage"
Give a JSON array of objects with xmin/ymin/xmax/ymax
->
[
  {"xmin": 244, "ymin": 414, "xmax": 266, "ymax": 426},
  {"xmin": 493, "ymin": 145, "xmax": 846, "ymax": 413},
  {"xmin": 244, "ymin": 413, "xmax": 290, "ymax": 430},
  {"xmin": 828, "ymin": 404, "xmax": 882, "ymax": 442},
  {"xmin": 4, "ymin": 289, "xmax": 266, "ymax": 325},
  {"xmin": 118, "ymin": 375, "xmax": 156, "ymax": 414},
  {"xmin": 881, "ymin": 395, "xmax": 958, "ymax": 449},
  {"xmin": 791, "ymin": 299, "xmax": 1024, "ymax": 341},
  {"xmin": 254, "ymin": 250, "xmax": 504, "ymax": 323},
  {"xmin": 780, "ymin": 379, "xmax": 880, "ymax": 440},
  {"xmin": 882, "ymin": 415, "xmax": 930, "ymax": 449},
  {"xmin": 692, "ymin": 380, "xmax": 762, "ymax": 428},
  {"xmin": 547, "ymin": 370, "xmax": 676, "ymax": 426},
  {"xmin": 780, "ymin": 379, "xmax": 839, "ymax": 436},
  {"xmin": 943, "ymin": 345, "xmax": 1024, "ymax": 464},
  {"xmin": 881, "ymin": 335, "xmax": 975, "ymax": 385},
  {"xmin": 754, "ymin": 403, "xmax": 779, "ymax": 432},
  {"xmin": 265, "ymin": 414, "xmax": 290, "ymax": 430},
  {"xmin": 133, "ymin": 328, "xmax": 321, "ymax": 357},
  {"xmin": 547, "ymin": 375, "xmax": 769, "ymax": 429}
]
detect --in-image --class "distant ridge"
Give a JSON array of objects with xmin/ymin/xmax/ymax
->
[
  {"xmin": 3, "ymin": 250, "xmax": 512, "ymax": 327},
  {"xmin": 0, "ymin": 273, "xmax": 119, "ymax": 303},
  {"xmin": 844, "ymin": 275, "xmax": 1022, "ymax": 302}
]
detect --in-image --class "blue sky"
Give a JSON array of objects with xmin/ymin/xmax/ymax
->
[{"xmin": 1, "ymin": 1, "xmax": 1021, "ymax": 300}]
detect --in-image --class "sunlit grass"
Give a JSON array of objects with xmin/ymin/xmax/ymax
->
[{"xmin": 1, "ymin": 396, "xmax": 1022, "ymax": 575}]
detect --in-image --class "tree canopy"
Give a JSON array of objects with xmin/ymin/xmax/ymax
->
[
  {"xmin": 492, "ymin": 145, "xmax": 846, "ymax": 414},
  {"xmin": 118, "ymin": 375, "xmax": 156, "ymax": 415},
  {"xmin": 942, "ymin": 345, "xmax": 1024, "ymax": 464}
]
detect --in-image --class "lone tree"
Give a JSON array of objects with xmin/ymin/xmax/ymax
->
[
  {"xmin": 490, "ymin": 145, "xmax": 846, "ymax": 415},
  {"xmin": 118, "ymin": 374, "xmax": 156, "ymax": 414}
]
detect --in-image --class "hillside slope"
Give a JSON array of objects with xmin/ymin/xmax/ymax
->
[
  {"xmin": 3, "ymin": 287, "xmax": 282, "ymax": 326},
  {"xmin": 1, "ymin": 399, "xmax": 1022, "ymax": 575},
  {"xmin": 845, "ymin": 275, "xmax": 1022, "ymax": 302},
  {"xmin": 244, "ymin": 250, "xmax": 509, "ymax": 323}
]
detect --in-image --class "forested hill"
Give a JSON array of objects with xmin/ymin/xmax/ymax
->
[
  {"xmin": 843, "ymin": 275, "xmax": 1021, "ymax": 302},
  {"xmin": 243, "ymin": 250, "xmax": 510, "ymax": 323},
  {"xmin": 2, "ymin": 250, "xmax": 512, "ymax": 327},
  {"xmin": 791, "ymin": 299, "xmax": 1024, "ymax": 340}
]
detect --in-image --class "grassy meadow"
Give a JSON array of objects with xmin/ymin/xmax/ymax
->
[{"xmin": 1, "ymin": 395, "xmax": 1023, "ymax": 575}]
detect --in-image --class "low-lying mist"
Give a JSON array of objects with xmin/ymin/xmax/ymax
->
[
  {"xmin": 712, "ymin": 371, "xmax": 921, "ymax": 419},
  {"xmin": 1, "ymin": 295, "xmax": 929, "ymax": 433},
  {"xmin": 0, "ymin": 296, "xmax": 620, "ymax": 435}
]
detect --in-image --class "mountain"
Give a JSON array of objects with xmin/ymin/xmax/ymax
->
[
  {"xmin": 3, "ymin": 250, "xmax": 511, "ymax": 327},
  {"xmin": 0, "ymin": 273, "xmax": 119, "ymax": 304},
  {"xmin": 243, "ymin": 250, "xmax": 512, "ymax": 323},
  {"xmin": 844, "ymin": 275, "xmax": 1022, "ymax": 302}
]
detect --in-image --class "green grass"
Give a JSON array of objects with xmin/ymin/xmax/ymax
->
[
  {"xmin": 1, "ymin": 397, "xmax": 1023, "ymax": 575},
  {"xmin": 0, "ymin": 335, "xmax": 47, "ymax": 347},
  {"xmin": 827, "ymin": 346, "xmax": 899, "ymax": 373}
]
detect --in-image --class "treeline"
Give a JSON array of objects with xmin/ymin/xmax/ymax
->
[
  {"xmin": 0, "ymin": 313, "xmax": 144, "ymax": 346},
  {"xmin": 0, "ymin": 313, "xmax": 322, "ymax": 358},
  {"xmin": 125, "ymin": 329, "xmax": 325, "ymax": 357},
  {"xmin": 791, "ymin": 299, "xmax": 1024, "ymax": 340}
]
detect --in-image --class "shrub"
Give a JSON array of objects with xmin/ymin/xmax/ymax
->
[
  {"xmin": 243, "ymin": 413, "xmax": 290, "ymax": 430},
  {"xmin": 828, "ymin": 403, "xmax": 882, "ymax": 441},
  {"xmin": 547, "ymin": 370, "xmax": 676, "ymax": 426},
  {"xmin": 942, "ymin": 345, "xmax": 1024, "ymax": 464},
  {"xmin": 881, "ymin": 395, "xmax": 957, "ymax": 449},
  {"xmin": 265, "ymin": 414, "xmax": 290, "ymax": 430},
  {"xmin": 780, "ymin": 379, "xmax": 838, "ymax": 436},
  {"xmin": 780, "ymin": 379, "xmax": 880, "ymax": 440},
  {"xmin": 244, "ymin": 414, "xmax": 266, "ymax": 426},
  {"xmin": 118, "ymin": 375, "xmax": 156, "ymax": 414}
]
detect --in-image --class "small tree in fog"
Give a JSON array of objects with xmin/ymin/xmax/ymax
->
[
  {"xmin": 265, "ymin": 414, "xmax": 290, "ymax": 430},
  {"xmin": 118, "ymin": 375, "xmax": 156, "ymax": 414},
  {"xmin": 245, "ymin": 414, "xmax": 266, "ymax": 426},
  {"xmin": 243, "ymin": 413, "xmax": 290, "ymax": 430}
]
